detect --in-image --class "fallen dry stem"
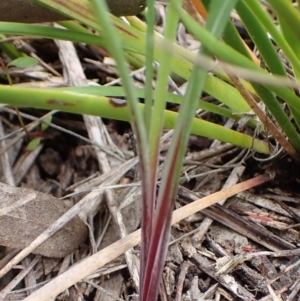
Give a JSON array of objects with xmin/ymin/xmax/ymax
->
[{"xmin": 23, "ymin": 173, "xmax": 270, "ymax": 301}]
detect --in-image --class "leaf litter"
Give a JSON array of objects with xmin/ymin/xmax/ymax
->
[{"xmin": 0, "ymin": 3, "xmax": 300, "ymax": 301}]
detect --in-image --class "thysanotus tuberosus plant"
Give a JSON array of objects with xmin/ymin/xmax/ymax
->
[{"xmin": 1, "ymin": 0, "xmax": 300, "ymax": 300}]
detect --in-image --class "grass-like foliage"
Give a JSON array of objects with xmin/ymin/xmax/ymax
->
[{"xmin": 1, "ymin": 0, "xmax": 300, "ymax": 300}]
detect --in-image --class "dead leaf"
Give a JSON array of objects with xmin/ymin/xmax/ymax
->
[{"xmin": 0, "ymin": 182, "xmax": 87, "ymax": 258}]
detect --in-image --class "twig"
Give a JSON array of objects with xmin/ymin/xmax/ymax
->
[{"xmin": 54, "ymin": 36, "xmax": 140, "ymax": 289}]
